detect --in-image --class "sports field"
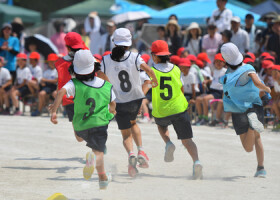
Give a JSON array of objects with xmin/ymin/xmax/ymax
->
[{"xmin": 0, "ymin": 115, "xmax": 280, "ymax": 200}]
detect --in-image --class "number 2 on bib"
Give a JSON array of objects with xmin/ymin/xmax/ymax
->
[
  {"xmin": 160, "ymin": 77, "xmax": 173, "ymax": 100},
  {"xmin": 118, "ymin": 70, "xmax": 132, "ymax": 92}
]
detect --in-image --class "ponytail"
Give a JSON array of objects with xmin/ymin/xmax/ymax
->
[{"xmin": 111, "ymin": 46, "xmax": 126, "ymax": 62}]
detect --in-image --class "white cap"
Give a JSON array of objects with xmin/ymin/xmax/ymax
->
[
  {"xmin": 112, "ymin": 28, "xmax": 132, "ymax": 46},
  {"xmin": 231, "ymin": 16, "xmax": 241, "ymax": 23},
  {"xmin": 221, "ymin": 43, "xmax": 243, "ymax": 66},
  {"xmin": 73, "ymin": 50, "xmax": 96, "ymax": 75}
]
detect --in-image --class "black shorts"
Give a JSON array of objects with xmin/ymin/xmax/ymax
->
[
  {"xmin": 184, "ymin": 92, "xmax": 200, "ymax": 101},
  {"xmin": 76, "ymin": 125, "xmax": 108, "ymax": 152},
  {"xmin": 65, "ymin": 104, "xmax": 74, "ymax": 122},
  {"xmin": 232, "ymin": 104, "xmax": 264, "ymax": 135},
  {"xmin": 154, "ymin": 110, "xmax": 193, "ymax": 140},
  {"xmin": 208, "ymin": 88, "xmax": 223, "ymax": 99},
  {"xmin": 40, "ymin": 84, "xmax": 56, "ymax": 95},
  {"xmin": 18, "ymin": 85, "xmax": 31, "ymax": 97},
  {"xmin": 145, "ymin": 90, "xmax": 152, "ymax": 102},
  {"xmin": 1, "ymin": 85, "xmax": 11, "ymax": 92},
  {"xmin": 115, "ymin": 98, "xmax": 143, "ymax": 130}
]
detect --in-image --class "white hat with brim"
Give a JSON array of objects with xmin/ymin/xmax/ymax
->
[
  {"xmin": 186, "ymin": 22, "xmax": 201, "ymax": 35},
  {"xmin": 231, "ymin": 16, "xmax": 241, "ymax": 23},
  {"xmin": 221, "ymin": 43, "xmax": 243, "ymax": 66},
  {"xmin": 165, "ymin": 19, "xmax": 180, "ymax": 32},
  {"xmin": 73, "ymin": 50, "xmax": 96, "ymax": 75},
  {"xmin": 113, "ymin": 28, "xmax": 132, "ymax": 46}
]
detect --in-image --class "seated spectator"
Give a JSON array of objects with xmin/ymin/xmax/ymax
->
[
  {"xmin": 166, "ymin": 20, "xmax": 182, "ymax": 55},
  {"xmin": 187, "ymin": 54, "xmax": 204, "ymax": 92},
  {"xmin": 31, "ymin": 53, "xmax": 59, "ymax": 116},
  {"xmin": 183, "ymin": 22, "xmax": 202, "ymax": 56},
  {"xmin": 0, "ymin": 56, "xmax": 12, "ymax": 114},
  {"xmin": 27, "ymin": 52, "xmax": 42, "ymax": 95},
  {"xmin": 9, "ymin": 53, "xmax": 32, "ymax": 115},
  {"xmin": 271, "ymin": 65, "xmax": 280, "ymax": 123},
  {"xmin": 260, "ymin": 56, "xmax": 275, "ymax": 88},
  {"xmin": 197, "ymin": 52, "xmax": 212, "ymax": 79},
  {"xmin": 170, "ymin": 55, "xmax": 181, "ymax": 66},
  {"xmin": 179, "ymin": 58, "xmax": 200, "ymax": 103},
  {"xmin": 230, "ymin": 16, "xmax": 249, "ymax": 54},
  {"xmin": 202, "ymin": 24, "xmax": 222, "ymax": 63},
  {"xmin": 194, "ymin": 53, "xmax": 227, "ymax": 125}
]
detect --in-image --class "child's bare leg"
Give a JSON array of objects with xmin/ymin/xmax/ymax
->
[
  {"xmin": 10, "ymin": 88, "xmax": 19, "ymax": 108},
  {"xmin": 141, "ymin": 99, "xmax": 150, "ymax": 117},
  {"xmin": 130, "ymin": 120, "xmax": 142, "ymax": 147},
  {"xmin": 272, "ymin": 101, "xmax": 280, "ymax": 119},
  {"xmin": 181, "ymin": 139, "xmax": 199, "ymax": 162},
  {"xmin": 38, "ymin": 90, "xmax": 46, "ymax": 112},
  {"xmin": 27, "ymin": 81, "xmax": 37, "ymax": 95},
  {"xmin": 216, "ymin": 101, "xmax": 224, "ymax": 120},
  {"xmin": 157, "ymin": 125, "xmax": 170, "ymax": 144},
  {"xmin": 121, "ymin": 129, "xmax": 133, "ymax": 153},
  {"xmin": 195, "ymin": 96, "xmax": 203, "ymax": 116},
  {"xmin": 239, "ymin": 128, "xmax": 256, "ymax": 152},
  {"xmin": 71, "ymin": 124, "xmax": 83, "ymax": 142},
  {"xmin": 202, "ymin": 95, "xmax": 214, "ymax": 117},
  {"xmin": 254, "ymin": 131, "xmax": 264, "ymax": 167},
  {"xmin": 93, "ymin": 150, "xmax": 107, "ymax": 181},
  {"xmin": 3, "ymin": 91, "xmax": 10, "ymax": 108}
]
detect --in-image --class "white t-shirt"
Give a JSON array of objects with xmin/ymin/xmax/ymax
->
[
  {"xmin": 43, "ymin": 68, "xmax": 58, "ymax": 80},
  {"xmin": 210, "ymin": 67, "xmax": 227, "ymax": 90},
  {"xmin": 0, "ymin": 67, "xmax": 11, "ymax": 86},
  {"xmin": 190, "ymin": 65, "xmax": 199, "ymax": 84},
  {"xmin": 140, "ymin": 71, "xmax": 150, "ymax": 85},
  {"xmin": 101, "ymin": 51, "xmax": 145, "ymax": 103},
  {"xmin": 16, "ymin": 67, "xmax": 32, "ymax": 84},
  {"xmin": 181, "ymin": 72, "xmax": 199, "ymax": 94},
  {"xmin": 274, "ymin": 81, "xmax": 280, "ymax": 93},
  {"xmin": 29, "ymin": 65, "xmax": 43, "ymax": 82},
  {"xmin": 63, "ymin": 77, "xmax": 116, "ymax": 101}
]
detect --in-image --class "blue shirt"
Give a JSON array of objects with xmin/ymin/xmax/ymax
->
[{"xmin": 0, "ymin": 36, "xmax": 20, "ymax": 72}]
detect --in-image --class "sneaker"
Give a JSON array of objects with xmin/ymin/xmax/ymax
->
[
  {"xmin": 137, "ymin": 150, "xmax": 149, "ymax": 168},
  {"xmin": 199, "ymin": 118, "xmax": 209, "ymax": 125},
  {"xmin": 139, "ymin": 116, "xmax": 150, "ymax": 123},
  {"xmin": 83, "ymin": 152, "xmax": 95, "ymax": 180},
  {"xmin": 13, "ymin": 110, "xmax": 22, "ymax": 116},
  {"xmin": 209, "ymin": 119, "xmax": 219, "ymax": 127},
  {"xmin": 99, "ymin": 173, "xmax": 112, "ymax": 190},
  {"xmin": 247, "ymin": 112, "xmax": 264, "ymax": 133},
  {"xmin": 193, "ymin": 118, "xmax": 203, "ymax": 126},
  {"xmin": 164, "ymin": 142, "xmax": 176, "ymax": 162},
  {"xmin": 31, "ymin": 110, "xmax": 41, "ymax": 116},
  {"xmin": 193, "ymin": 160, "xmax": 203, "ymax": 180},
  {"xmin": 128, "ymin": 155, "xmax": 138, "ymax": 177},
  {"xmin": 254, "ymin": 169, "xmax": 266, "ymax": 178}
]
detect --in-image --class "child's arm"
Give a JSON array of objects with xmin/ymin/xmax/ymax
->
[
  {"xmin": 140, "ymin": 63, "xmax": 158, "ymax": 88},
  {"xmin": 1, "ymin": 79, "xmax": 12, "ymax": 89},
  {"xmin": 41, "ymin": 78, "xmax": 58, "ymax": 84},
  {"xmin": 109, "ymin": 101, "xmax": 116, "ymax": 115},
  {"xmin": 249, "ymin": 73, "xmax": 271, "ymax": 93},
  {"xmin": 96, "ymin": 70, "xmax": 110, "ymax": 82},
  {"xmin": 49, "ymin": 88, "xmax": 67, "ymax": 124},
  {"xmin": 15, "ymin": 79, "xmax": 27, "ymax": 89},
  {"xmin": 191, "ymin": 84, "xmax": 196, "ymax": 100}
]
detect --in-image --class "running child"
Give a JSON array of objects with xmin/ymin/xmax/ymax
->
[
  {"xmin": 27, "ymin": 52, "xmax": 42, "ymax": 95},
  {"xmin": 50, "ymin": 50, "xmax": 116, "ymax": 190},
  {"xmin": 220, "ymin": 43, "xmax": 271, "ymax": 177},
  {"xmin": 150, "ymin": 40, "xmax": 203, "ymax": 179},
  {"xmin": 9, "ymin": 53, "xmax": 32, "ymax": 115},
  {"xmin": 101, "ymin": 28, "xmax": 158, "ymax": 177},
  {"xmin": 32, "ymin": 53, "xmax": 59, "ymax": 116},
  {"xmin": 0, "ymin": 56, "xmax": 12, "ymax": 114}
]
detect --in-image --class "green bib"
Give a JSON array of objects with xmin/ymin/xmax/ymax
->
[
  {"xmin": 151, "ymin": 65, "xmax": 188, "ymax": 118},
  {"xmin": 72, "ymin": 78, "xmax": 114, "ymax": 132}
]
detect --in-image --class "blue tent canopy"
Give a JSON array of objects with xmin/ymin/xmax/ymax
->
[
  {"xmin": 111, "ymin": 0, "xmax": 159, "ymax": 15},
  {"xmin": 149, "ymin": 0, "xmax": 265, "ymax": 27},
  {"xmin": 250, "ymin": 0, "xmax": 280, "ymax": 15}
]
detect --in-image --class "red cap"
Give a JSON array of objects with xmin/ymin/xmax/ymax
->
[
  {"xmin": 102, "ymin": 51, "xmax": 111, "ymax": 57},
  {"xmin": 93, "ymin": 54, "xmax": 102, "ymax": 61},
  {"xmin": 270, "ymin": 65, "xmax": 280, "ymax": 71},
  {"xmin": 29, "ymin": 52, "xmax": 40, "ymax": 60},
  {"xmin": 245, "ymin": 52, "xmax": 256, "ymax": 62},
  {"xmin": 243, "ymin": 57, "xmax": 254, "ymax": 64},
  {"xmin": 179, "ymin": 58, "xmax": 191, "ymax": 67},
  {"xmin": 177, "ymin": 47, "xmax": 185, "ymax": 57},
  {"xmin": 170, "ymin": 55, "xmax": 181, "ymax": 65},
  {"xmin": 151, "ymin": 40, "xmax": 171, "ymax": 56},
  {"xmin": 262, "ymin": 60, "xmax": 274, "ymax": 69},
  {"xmin": 263, "ymin": 55, "xmax": 275, "ymax": 62},
  {"xmin": 141, "ymin": 54, "xmax": 150, "ymax": 64},
  {"xmin": 196, "ymin": 59, "xmax": 204, "ymax": 68},
  {"xmin": 214, "ymin": 53, "xmax": 225, "ymax": 62},
  {"xmin": 187, "ymin": 54, "xmax": 197, "ymax": 62},
  {"xmin": 16, "ymin": 53, "xmax": 27, "ymax": 60},
  {"xmin": 260, "ymin": 52, "xmax": 270, "ymax": 58},
  {"xmin": 64, "ymin": 32, "xmax": 85, "ymax": 49},
  {"xmin": 197, "ymin": 52, "xmax": 211, "ymax": 63},
  {"xmin": 47, "ymin": 53, "xmax": 59, "ymax": 61}
]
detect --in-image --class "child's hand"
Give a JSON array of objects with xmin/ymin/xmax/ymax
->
[
  {"xmin": 151, "ymin": 79, "xmax": 158, "ymax": 88},
  {"xmin": 265, "ymin": 87, "xmax": 271, "ymax": 94},
  {"xmin": 50, "ymin": 112, "xmax": 58, "ymax": 124},
  {"xmin": 109, "ymin": 107, "xmax": 116, "ymax": 115}
]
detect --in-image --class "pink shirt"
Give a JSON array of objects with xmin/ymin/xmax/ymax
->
[
  {"xmin": 202, "ymin": 32, "xmax": 222, "ymax": 63},
  {"xmin": 51, "ymin": 32, "xmax": 68, "ymax": 55}
]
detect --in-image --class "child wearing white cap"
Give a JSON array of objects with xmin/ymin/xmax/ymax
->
[
  {"xmin": 49, "ymin": 49, "xmax": 116, "ymax": 190},
  {"xmin": 101, "ymin": 28, "xmax": 158, "ymax": 177},
  {"xmin": 220, "ymin": 43, "xmax": 271, "ymax": 178}
]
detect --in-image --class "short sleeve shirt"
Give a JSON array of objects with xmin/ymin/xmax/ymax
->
[
  {"xmin": 0, "ymin": 67, "xmax": 11, "ymax": 86},
  {"xmin": 43, "ymin": 68, "xmax": 58, "ymax": 80},
  {"xmin": 16, "ymin": 67, "xmax": 32, "ymax": 84}
]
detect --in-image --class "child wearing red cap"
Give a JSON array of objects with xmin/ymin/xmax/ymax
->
[
  {"xmin": 195, "ymin": 53, "xmax": 227, "ymax": 125},
  {"xmin": 27, "ymin": 52, "xmax": 42, "ymax": 95},
  {"xmin": 0, "ymin": 56, "xmax": 12, "ymax": 114},
  {"xmin": 9, "ymin": 53, "xmax": 32, "ymax": 115},
  {"xmin": 150, "ymin": 40, "xmax": 203, "ymax": 179},
  {"xmin": 31, "ymin": 53, "xmax": 59, "ymax": 116},
  {"xmin": 101, "ymin": 28, "xmax": 158, "ymax": 177}
]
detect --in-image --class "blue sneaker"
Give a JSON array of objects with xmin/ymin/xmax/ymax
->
[
  {"xmin": 99, "ymin": 173, "xmax": 112, "ymax": 190},
  {"xmin": 193, "ymin": 160, "xmax": 203, "ymax": 180},
  {"xmin": 254, "ymin": 169, "xmax": 266, "ymax": 178},
  {"xmin": 164, "ymin": 142, "xmax": 175, "ymax": 162},
  {"xmin": 31, "ymin": 110, "xmax": 41, "ymax": 117}
]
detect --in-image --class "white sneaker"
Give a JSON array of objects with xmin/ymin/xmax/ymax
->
[
  {"xmin": 193, "ymin": 160, "xmax": 203, "ymax": 180},
  {"xmin": 139, "ymin": 116, "xmax": 150, "ymax": 123},
  {"xmin": 247, "ymin": 112, "xmax": 264, "ymax": 133}
]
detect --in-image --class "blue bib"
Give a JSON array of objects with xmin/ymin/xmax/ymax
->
[{"xmin": 219, "ymin": 64, "xmax": 262, "ymax": 113}]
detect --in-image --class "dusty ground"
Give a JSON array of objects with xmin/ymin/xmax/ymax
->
[{"xmin": 0, "ymin": 115, "xmax": 280, "ymax": 200}]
